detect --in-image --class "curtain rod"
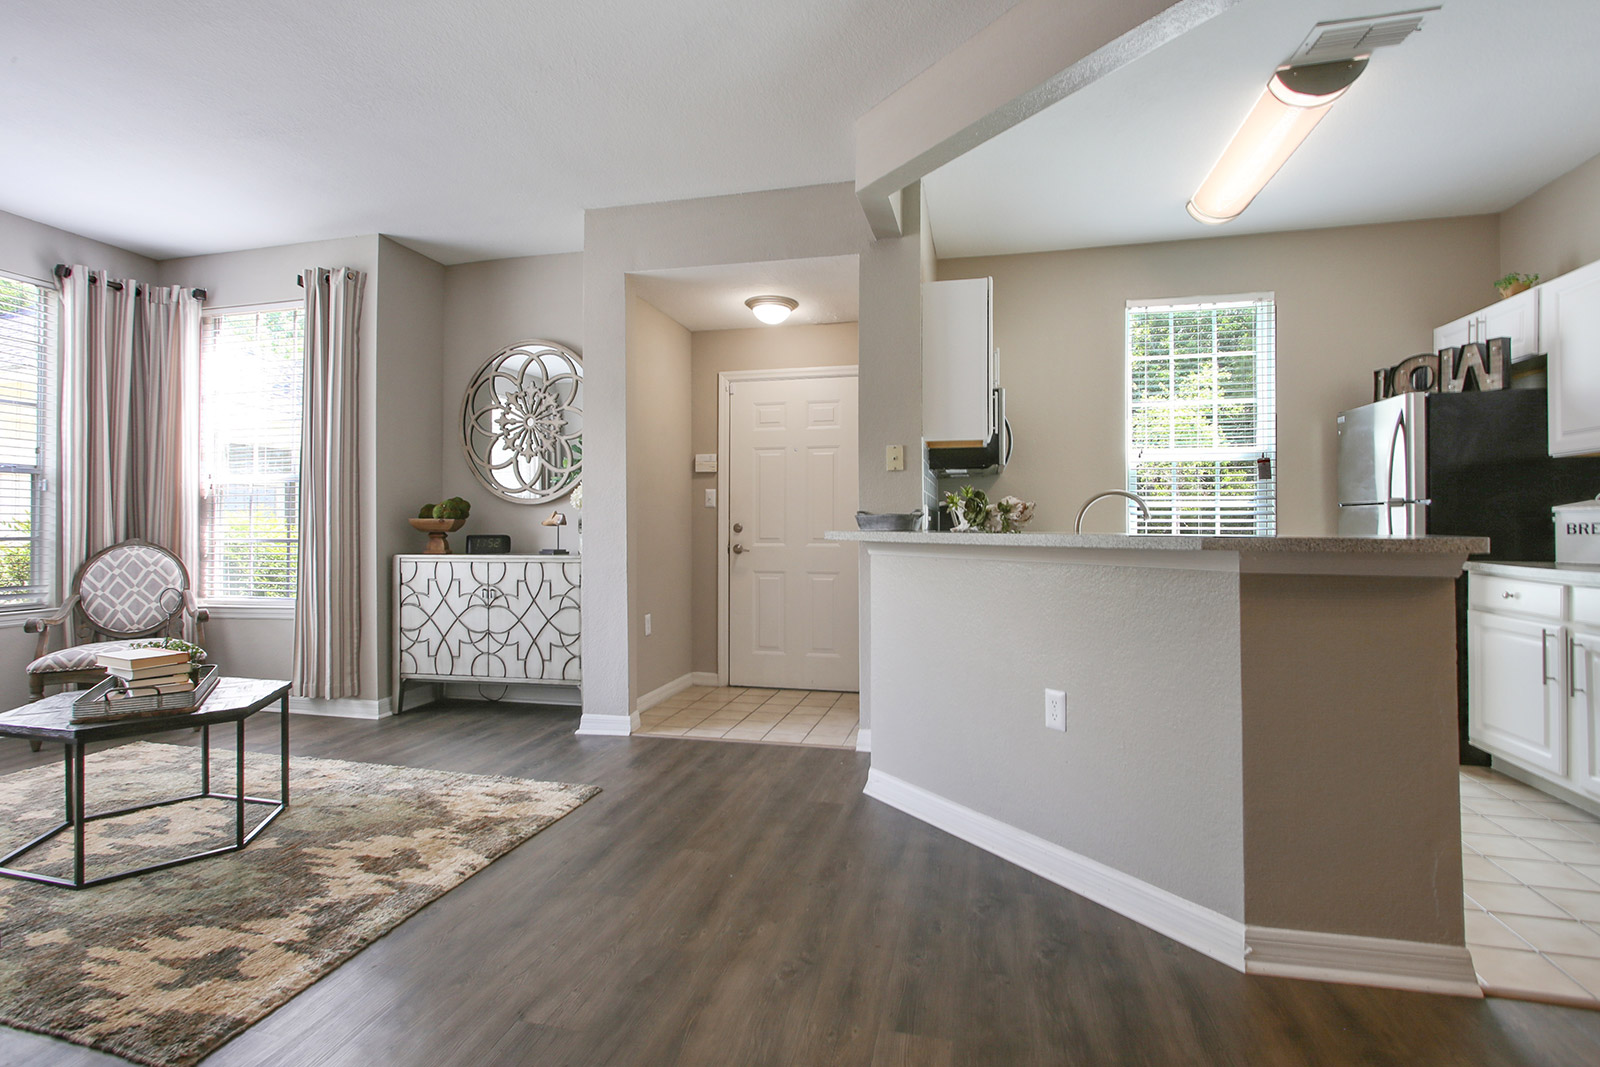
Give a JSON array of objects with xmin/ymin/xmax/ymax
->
[{"xmin": 53, "ymin": 264, "xmax": 207, "ymax": 302}]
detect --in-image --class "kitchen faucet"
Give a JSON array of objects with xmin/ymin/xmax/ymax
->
[{"xmin": 1075, "ymin": 490, "xmax": 1150, "ymax": 534}]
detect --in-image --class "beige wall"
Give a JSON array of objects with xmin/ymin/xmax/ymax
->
[
  {"xmin": 374, "ymin": 237, "xmax": 445, "ymax": 706},
  {"xmin": 1240, "ymin": 573, "xmax": 1463, "ymax": 943},
  {"xmin": 626, "ymin": 291, "xmax": 694, "ymax": 700},
  {"xmin": 440, "ymin": 253, "xmax": 585, "ymax": 552},
  {"xmin": 688, "ymin": 323, "xmax": 860, "ymax": 675},
  {"xmin": 939, "ymin": 216, "xmax": 1500, "ymax": 536},
  {"xmin": 1500, "ymin": 150, "xmax": 1600, "ymax": 285}
]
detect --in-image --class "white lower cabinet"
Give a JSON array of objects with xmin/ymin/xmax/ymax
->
[
  {"xmin": 1468, "ymin": 610, "xmax": 1566, "ymax": 774},
  {"xmin": 1569, "ymin": 630, "xmax": 1600, "ymax": 798},
  {"xmin": 1467, "ymin": 566, "xmax": 1600, "ymax": 805}
]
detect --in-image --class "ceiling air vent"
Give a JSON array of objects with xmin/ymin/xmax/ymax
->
[{"xmin": 1288, "ymin": 7, "xmax": 1438, "ymax": 65}]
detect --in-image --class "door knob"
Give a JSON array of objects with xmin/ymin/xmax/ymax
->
[
  {"xmin": 732, "ymin": 543, "xmax": 747, "ymax": 555},
  {"xmin": 732, "ymin": 522, "xmax": 743, "ymax": 533}
]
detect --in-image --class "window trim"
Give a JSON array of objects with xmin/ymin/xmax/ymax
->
[
  {"xmin": 0, "ymin": 269, "xmax": 58, "ymax": 617},
  {"xmin": 195, "ymin": 300, "xmax": 303, "ymax": 607},
  {"xmin": 1124, "ymin": 292, "xmax": 1277, "ymax": 537}
]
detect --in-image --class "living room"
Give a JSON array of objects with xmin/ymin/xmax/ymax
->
[{"xmin": 5, "ymin": 2, "xmax": 1600, "ymax": 1065}]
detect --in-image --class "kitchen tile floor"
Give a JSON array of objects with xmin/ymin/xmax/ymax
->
[
  {"xmin": 1461, "ymin": 765, "xmax": 1600, "ymax": 1007},
  {"xmin": 637, "ymin": 686, "xmax": 859, "ymax": 749}
]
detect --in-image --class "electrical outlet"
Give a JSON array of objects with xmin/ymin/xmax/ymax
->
[
  {"xmin": 644, "ymin": 613, "xmax": 652, "ymax": 636},
  {"xmin": 1044, "ymin": 689, "xmax": 1066, "ymax": 732},
  {"xmin": 886, "ymin": 445, "xmax": 905, "ymax": 471},
  {"xmin": 704, "ymin": 488, "xmax": 716, "ymax": 508}
]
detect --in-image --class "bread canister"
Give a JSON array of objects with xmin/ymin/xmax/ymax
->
[{"xmin": 1554, "ymin": 496, "xmax": 1600, "ymax": 564}]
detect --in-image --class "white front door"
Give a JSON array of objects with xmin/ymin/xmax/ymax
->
[{"xmin": 728, "ymin": 374, "xmax": 859, "ymax": 690}]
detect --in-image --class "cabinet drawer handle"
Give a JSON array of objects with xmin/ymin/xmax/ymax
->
[
  {"xmin": 1502, "ymin": 590, "xmax": 1519, "ymax": 599},
  {"xmin": 1573, "ymin": 637, "xmax": 1586, "ymax": 696},
  {"xmin": 1542, "ymin": 629, "xmax": 1555, "ymax": 684}
]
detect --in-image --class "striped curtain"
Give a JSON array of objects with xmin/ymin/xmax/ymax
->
[
  {"xmin": 57, "ymin": 267, "xmax": 201, "ymax": 595},
  {"xmin": 292, "ymin": 267, "xmax": 366, "ymax": 699}
]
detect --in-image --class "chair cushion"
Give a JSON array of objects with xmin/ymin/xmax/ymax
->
[
  {"xmin": 27, "ymin": 640, "xmax": 207, "ymax": 674},
  {"xmin": 78, "ymin": 544, "xmax": 188, "ymax": 634}
]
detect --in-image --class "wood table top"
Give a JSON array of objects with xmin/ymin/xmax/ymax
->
[{"xmin": 0, "ymin": 677, "xmax": 291, "ymax": 743}]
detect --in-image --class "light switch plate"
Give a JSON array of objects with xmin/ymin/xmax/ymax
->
[
  {"xmin": 704, "ymin": 489, "xmax": 716, "ymax": 508},
  {"xmin": 886, "ymin": 445, "xmax": 905, "ymax": 471},
  {"xmin": 694, "ymin": 453, "xmax": 718, "ymax": 473}
]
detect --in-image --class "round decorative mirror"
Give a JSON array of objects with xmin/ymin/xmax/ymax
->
[{"xmin": 460, "ymin": 340, "xmax": 583, "ymax": 503}]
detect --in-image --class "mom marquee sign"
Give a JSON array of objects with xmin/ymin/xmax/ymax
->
[{"xmin": 1374, "ymin": 337, "xmax": 1511, "ymax": 401}]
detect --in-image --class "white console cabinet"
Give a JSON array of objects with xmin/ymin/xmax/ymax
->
[
  {"xmin": 393, "ymin": 555, "xmax": 580, "ymax": 707},
  {"xmin": 1466, "ymin": 563, "xmax": 1600, "ymax": 812}
]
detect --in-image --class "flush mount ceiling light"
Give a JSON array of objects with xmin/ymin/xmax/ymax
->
[
  {"xmin": 745, "ymin": 295, "xmax": 798, "ymax": 325},
  {"xmin": 1186, "ymin": 8, "xmax": 1432, "ymax": 226},
  {"xmin": 1186, "ymin": 58, "xmax": 1367, "ymax": 226}
]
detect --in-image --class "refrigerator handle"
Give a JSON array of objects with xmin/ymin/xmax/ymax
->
[{"xmin": 1385, "ymin": 410, "xmax": 1410, "ymax": 535}]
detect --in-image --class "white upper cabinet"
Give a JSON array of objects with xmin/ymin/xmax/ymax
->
[
  {"xmin": 1433, "ymin": 287, "xmax": 1539, "ymax": 360},
  {"xmin": 1546, "ymin": 259, "xmax": 1600, "ymax": 456},
  {"xmin": 922, "ymin": 278, "xmax": 995, "ymax": 445}
]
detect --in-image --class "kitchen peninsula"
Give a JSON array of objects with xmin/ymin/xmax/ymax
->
[{"xmin": 833, "ymin": 530, "xmax": 1487, "ymax": 995}]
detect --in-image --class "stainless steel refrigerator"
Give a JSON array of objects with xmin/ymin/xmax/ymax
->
[
  {"xmin": 1337, "ymin": 388, "xmax": 1600, "ymax": 558},
  {"xmin": 1337, "ymin": 393, "xmax": 1427, "ymax": 536}
]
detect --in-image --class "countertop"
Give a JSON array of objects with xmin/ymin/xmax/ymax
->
[
  {"xmin": 1466, "ymin": 560, "xmax": 1600, "ymax": 587},
  {"xmin": 827, "ymin": 530, "xmax": 1490, "ymax": 555}
]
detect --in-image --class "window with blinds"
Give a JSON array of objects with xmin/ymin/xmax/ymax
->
[
  {"xmin": 0, "ymin": 273, "xmax": 52, "ymax": 606},
  {"xmin": 199, "ymin": 306, "xmax": 303, "ymax": 599},
  {"xmin": 1126, "ymin": 296, "xmax": 1276, "ymax": 535}
]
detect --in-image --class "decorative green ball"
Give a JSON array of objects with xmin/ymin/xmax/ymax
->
[
  {"xmin": 444, "ymin": 496, "xmax": 472, "ymax": 517},
  {"xmin": 417, "ymin": 504, "xmax": 436, "ymax": 518},
  {"xmin": 434, "ymin": 500, "xmax": 468, "ymax": 520}
]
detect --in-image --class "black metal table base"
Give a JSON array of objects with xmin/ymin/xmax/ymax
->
[{"xmin": 0, "ymin": 696, "xmax": 289, "ymax": 889}]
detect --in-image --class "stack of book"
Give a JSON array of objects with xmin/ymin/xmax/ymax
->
[{"xmin": 97, "ymin": 648, "xmax": 196, "ymax": 698}]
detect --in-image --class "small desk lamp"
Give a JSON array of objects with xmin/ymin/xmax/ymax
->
[{"xmin": 541, "ymin": 510, "xmax": 568, "ymax": 555}]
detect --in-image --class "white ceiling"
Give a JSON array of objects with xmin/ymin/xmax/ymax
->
[
  {"xmin": 0, "ymin": 0, "xmax": 1017, "ymax": 264},
  {"xmin": 631, "ymin": 256, "xmax": 859, "ymax": 332},
  {"xmin": 925, "ymin": 0, "xmax": 1600, "ymax": 258}
]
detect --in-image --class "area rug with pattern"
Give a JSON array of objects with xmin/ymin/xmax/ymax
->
[{"xmin": 0, "ymin": 741, "xmax": 598, "ymax": 1067}]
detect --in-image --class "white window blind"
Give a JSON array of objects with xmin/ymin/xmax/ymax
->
[
  {"xmin": 1126, "ymin": 296, "xmax": 1276, "ymax": 535},
  {"xmin": 199, "ymin": 307, "xmax": 303, "ymax": 599},
  {"xmin": 0, "ymin": 273, "xmax": 53, "ymax": 606}
]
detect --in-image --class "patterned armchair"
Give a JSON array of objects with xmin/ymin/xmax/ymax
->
[{"xmin": 23, "ymin": 540, "xmax": 209, "ymax": 701}]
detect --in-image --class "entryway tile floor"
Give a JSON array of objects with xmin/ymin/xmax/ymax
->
[
  {"xmin": 637, "ymin": 686, "xmax": 859, "ymax": 749},
  {"xmin": 1461, "ymin": 765, "xmax": 1600, "ymax": 1007}
]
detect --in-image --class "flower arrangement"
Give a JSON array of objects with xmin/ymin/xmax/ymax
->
[
  {"xmin": 570, "ymin": 482, "xmax": 583, "ymax": 510},
  {"xmin": 942, "ymin": 486, "xmax": 1036, "ymax": 533}
]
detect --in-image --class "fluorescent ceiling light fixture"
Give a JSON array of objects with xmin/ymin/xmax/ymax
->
[
  {"xmin": 1187, "ymin": 58, "xmax": 1368, "ymax": 226},
  {"xmin": 745, "ymin": 295, "xmax": 798, "ymax": 324}
]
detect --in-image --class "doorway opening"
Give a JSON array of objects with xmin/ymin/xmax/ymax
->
[{"xmin": 625, "ymin": 255, "xmax": 861, "ymax": 744}]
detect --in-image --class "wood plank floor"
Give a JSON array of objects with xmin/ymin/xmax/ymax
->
[{"xmin": 3, "ymin": 701, "xmax": 1600, "ymax": 1066}]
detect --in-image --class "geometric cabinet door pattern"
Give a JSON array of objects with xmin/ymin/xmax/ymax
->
[{"xmin": 394, "ymin": 556, "xmax": 580, "ymax": 699}]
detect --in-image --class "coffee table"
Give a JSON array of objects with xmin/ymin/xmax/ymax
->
[{"xmin": 0, "ymin": 677, "xmax": 291, "ymax": 889}]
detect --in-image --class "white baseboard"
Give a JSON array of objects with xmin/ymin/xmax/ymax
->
[
  {"xmin": 855, "ymin": 728, "xmax": 871, "ymax": 753},
  {"xmin": 576, "ymin": 713, "xmax": 633, "ymax": 736},
  {"xmin": 1244, "ymin": 926, "xmax": 1482, "ymax": 997},
  {"xmin": 691, "ymin": 671, "xmax": 720, "ymax": 686},
  {"xmin": 635, "ymin": 673, "xmax": 695, "ymax": 713},
  {"xmin": 288, "ymin": 696, "xmax": 391, "ymax": 720},
  {"xmin": 864, "ymin": 768, "xmax": 1247, "ymax": 970}
]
